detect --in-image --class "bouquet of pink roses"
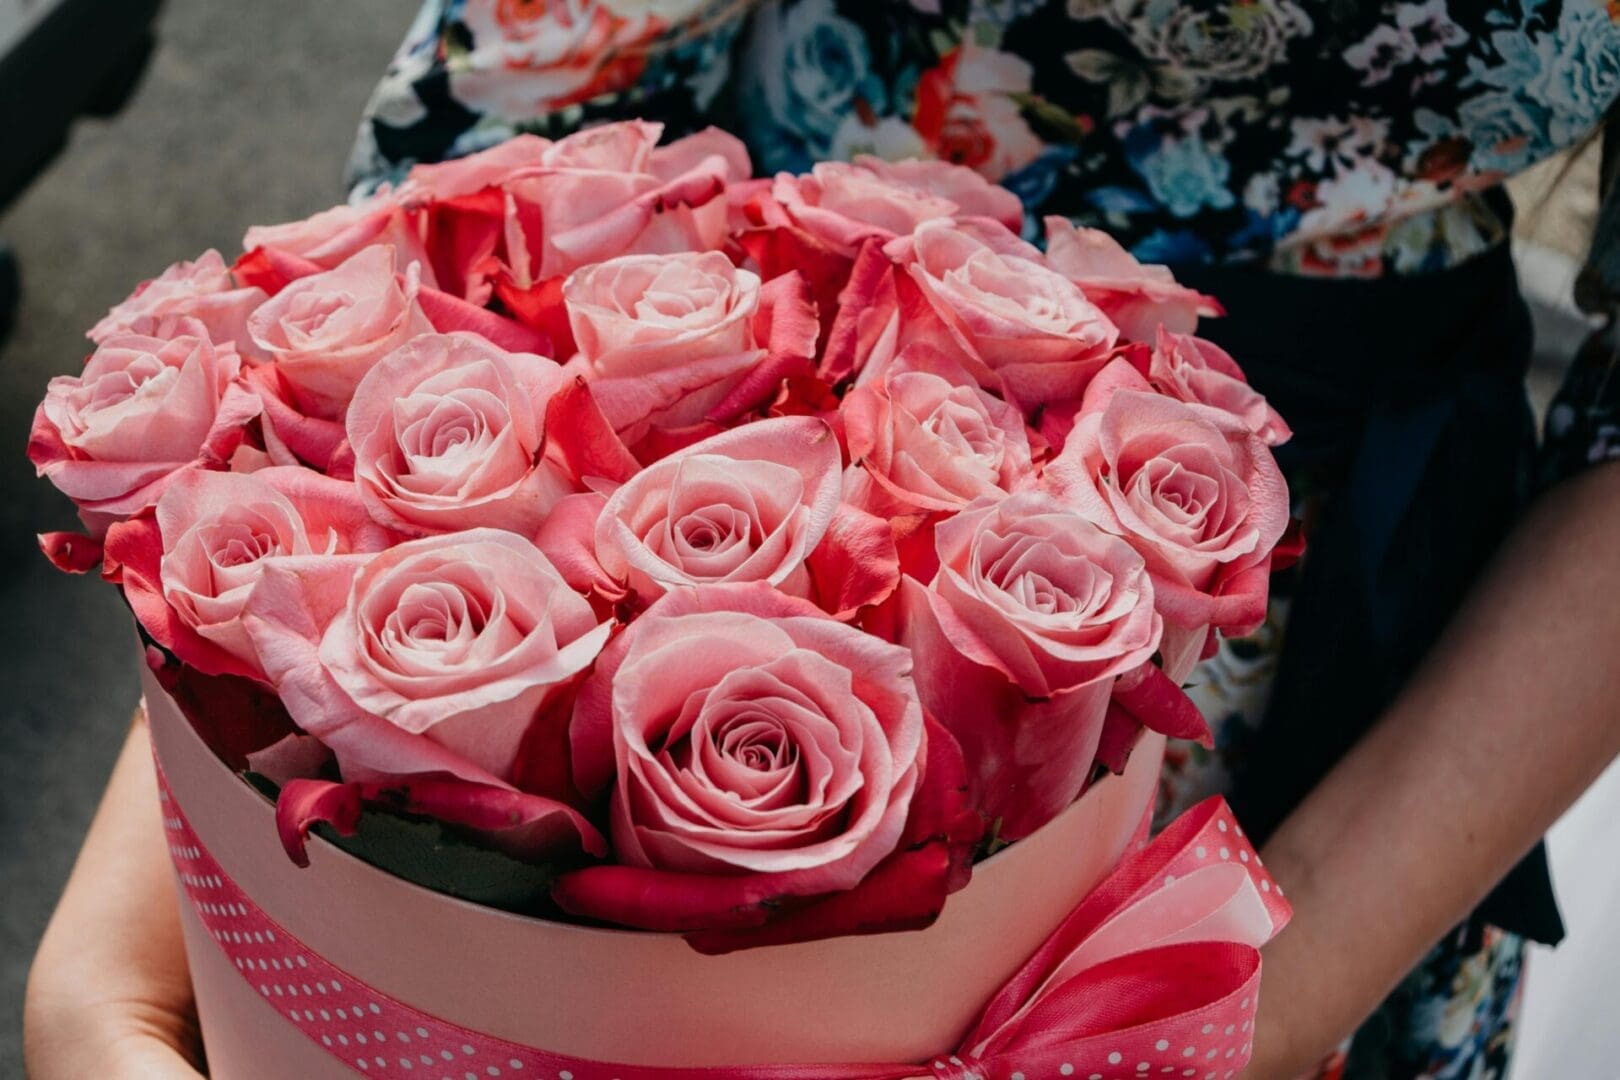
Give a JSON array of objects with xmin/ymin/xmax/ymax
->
[{"xmin": 30, "ymin": 121, "xmax": 1298, "ymax": 1076}]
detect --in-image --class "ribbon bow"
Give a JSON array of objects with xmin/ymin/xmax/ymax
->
[
  {"xmin": 158, "ymin": 760, "xmax": 1289, "ymax": 1080},
  {"xmin": 902, "ymin": 797, "xmax": 1289, "ymax": 1080}
]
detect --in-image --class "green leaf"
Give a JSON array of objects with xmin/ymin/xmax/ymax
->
[{"xmin": 1011, "ymin": 93, "xmax": 1092, "ymax": 145}]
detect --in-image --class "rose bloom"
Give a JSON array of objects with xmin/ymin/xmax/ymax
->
[
  {"xmin": 1146, "ymin": 327, "xmax": 1291, "ymax": 446},
  {"xmin": 499, "ymin": 122, "xmax": 749, "ymax": 285},
  {"xmin": 894, "ymin": 491, "xmax": 1162, "ymax": 839},
  {"xmin": 28, "ymin": 319, "xmax": 260, "ymax": 527},
  {"xmin": 1043, "ymin": 217, "xmax": 1222, "ymax": 344},
  {"xmin": 1044, "ymin": 373, "xmax": 1289, "ymax": 639},
  {"xmin": 592, "ymin": 416, "xmax": 842, "ymax": 605},
  {"xmin": 89, "ymin": 250, "xmax": 268, "ymax": 351},
  {"xmin": 244, "ymin": 529, "xmax": 613, "ymax": 786},
  {"xmin": 243, "ymin": 189, "xmax": 428, "ymax": 283},
  {"xmin": 347, "ymin": 332, "xmax": 575, "ymax": 536},
  {"xmin": 246, "ymin": 244, "xmax": 432, "ymax": 419},
  {"xmin": 842, "ymin": 347, "xmax": 1035, "ymax": 516},
  {"xmin": 564, "ymin": 250, "xmax": 764, "ymax": 441},
  {"xmin": 106, "ymin": 467, "xmax": 391, "ymax": 680},
  {"xmin": 898, "ymin": 217, "xmax": 1119, "ymax": 408},
  {"xmin": 555, "ymin": 582, "xmax": 978, "ymax": 949},
  {"xmin": 766, "ymin": 156, "xmax": 1023, "ymax": 258}
]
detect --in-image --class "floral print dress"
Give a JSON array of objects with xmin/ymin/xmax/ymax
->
[{"xmin": 348, "ymin": 2, "xmax": 1620, "ymax": 1076}]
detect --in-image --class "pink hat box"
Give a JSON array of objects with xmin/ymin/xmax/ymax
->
[{"xmin": 143, "ymin": 661, "xmax": 1166, "ymax": 1078}]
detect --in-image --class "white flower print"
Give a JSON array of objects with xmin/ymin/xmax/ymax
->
[
  {"xmin": 1345, "ymin": 25, "xmax": 1416, "ymax": 87},
  {"xmin": 1396, "ymin": 0, "xmax": 1466, "ymax": 64}
]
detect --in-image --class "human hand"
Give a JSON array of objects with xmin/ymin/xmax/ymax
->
[{"xmin": 23, "ymin": 709, "xmax": 205, "ymax": 1078}]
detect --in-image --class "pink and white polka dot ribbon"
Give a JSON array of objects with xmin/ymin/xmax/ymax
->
[{"xmin": 159, "ymin": 761, "xmax": 1290, "ymax": 1080}]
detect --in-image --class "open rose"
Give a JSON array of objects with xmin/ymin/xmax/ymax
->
[
  {"xmin": 566, "ymin": 250, "xmax": 820, "ymax": 445},
  {"xmin": 246, "ymin": 244, "xmax": 432, "ymax": 418},
  {"xmin": 499, "ymin": 122, "xmax": 749, "ymax": 287},
  {"xmin": 29, "ymin": 319, "xmax": 261, "ymax": 528},
  {"xmin": 243, "ymin": 189, "xmax": 428, "ymax": 284},
  {"xmin": 591, "ymin": 416, "xmax": 841, "ymax": 605},
  {"xmin": 765, "ymin": 155, "xmax": 1023, "ymax": 258},
  {"xmin": 1044, "ymin": 370, "xmax": 1289, "ymax": 640},
  {"xmin": 1145, "ymin": 328, "xmax": 1291, "ymax": 446},
  {"xmin": 348, "ymin": 332, "xmax": 574, "ymax": 536},
  {"xmin": 894, "ymin": 492, "xmax": 1163, "ymax": 839},
  {"xmin": 89, "ymin": 250, "xmax": 268, "ymax": 351},
  {"xmin": 555, "ymin": 582, "xmax": 979, "ymax": 950},
  {"xmin": 1043, "ymin": 217, "xmax": 1222, "ymax": 343},
  {"xmin": 244, "ymin": 529, "xmax": 613, "ymax": 790},
  {"xmin": 896, "ymin": 218, "xmax": 1119, "ymax": 408},
  {"xmin": 103, "ymin": 467, "xmax": 391, "ymax": 680},
  {"xmin": 769, "ymin": 162, "xmax": 958, "ymax": 259},
  {"xmin": 842, "ymin": 346, "xmax": 1035, "ymax": 516}
]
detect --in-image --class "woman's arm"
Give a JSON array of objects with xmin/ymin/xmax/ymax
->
[
  {"xmin": 1249, "ymin": 460, "xmax": 1620, "ymax": 1077},
  {"xmin": 23, "ymin": 711, "xmax": 205, "ymax": 1079}
]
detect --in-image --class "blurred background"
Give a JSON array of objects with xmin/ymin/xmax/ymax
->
[{"xmin": 0, "ymin": 2, "xmax": 1613, "ymax": 1077}]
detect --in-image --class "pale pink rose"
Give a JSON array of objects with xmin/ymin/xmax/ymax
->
[
  {"xmin": 244, "ymin": 529, "xmax": 613, "ymax": 785},
  {"xmin": 556, "ymin": 583, "xmax": 977, "ymax": 948},
  {"xmin": 1147, "ymin": 327, "xmax": 1291, "ymax": 446},
  {"xmin": 1043, "ymin": 217, "xmax": 1222, "ymax": 343},
  {"xmin": 593, "ymin": 417, "xmax": 842, "ymax": 604},
  {"xmin": 842, "ymin": 346, "xmax": 1035, "ymax": 515},
  {"xmin": 564, "ymin": 251, "xmax": 761, "ymax": 440},
  {"xmin": 856, "ymin": 157, "xmax": 1024, "ymax": 232},
  {"xmin": 347, "ymin": 332, "xmax": 574, "ymax": 536},
  {"xmin": 29, "ymin": 319, "xmax": 261, "ymax": 526},
  {"xmin": 897, "ymin": 217, "xmax": 1119, "ymax": 408},
  {"xmin": 246, "ymin": 245, "xmax": 433, "ymax": 419},
  {"xmin": 768, "ymin": 162, "xmax": 962, "ymax": 258},
  {"xmin": 243, "ymin": 190, "xmax": 427, "ymax": 282},
  {"xmin": 1044, "ymin": 373, "xmax": 1289, "ymax": 637},
  {"xmin": 895, "ymin": 491, "xmax": 1162, "ymax": 838},
  {"xmin": 141, "ymin": 468, "xmax": 391, "ymax": 677},
  {"xmin": 398, "ymin": 135, "xmax": 553, "ymax": 204},
  {"xmin": 500, "ymin": 122, "xmax": 745, "ymax": 284},
  {"xmin": 89, "ymin": 250, "xmax": 268, "ymax": 351}
]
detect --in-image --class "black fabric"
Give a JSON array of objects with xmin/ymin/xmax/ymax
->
[{"xmin": 1172, "ymin": 193, "xmax": 1564, "ymax": 945}]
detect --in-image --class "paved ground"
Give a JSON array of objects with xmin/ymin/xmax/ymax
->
[
  {"xmin": 0, "ymin": 3, "xmax": 1605, "ymax": 1077},
  {"xmin": 0, "ymin": 3, "xmax": 399, "ymax": 1072}
]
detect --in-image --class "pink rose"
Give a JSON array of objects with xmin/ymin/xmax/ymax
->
[
  {"xmin": 842, "ymin": 346, "xmax": 1035, "ymax": 516},
  {"xmin": 243, "ymin": 529, "xmax": 614, "ymax": 789},
  {"xmin": 105, "ymin": 467, "xmax": 391, "ymax": 680},
  {"xmin": 894, "ymin": 491, "xmax": 1163, "ymax": 839},
  {"xmin": 565, "ymin": 251, "xmax": 785, "ymax": 443},
  {"xmin": 28, "ymin": 319, "xmax": 261, "ymax": 526},
  {"xmin": 347, "ymin": 332, "xmax": 575, "ymax": 536},
  {"xmin": 896, "ymin": 218, "xmax": 1119, "ymax": 408},
  {"xmin": 1043, "ymin": 217, "xmax": 1223, "ymax": 343},
  {"xmin": 89, "ymin": 250, "xmax": 268, "ymax": 351},
  {"xmin": 592, "ymin": 417, "xmax": 842, "ymax": 605},
  {"xmin": 242, "ymin": 190, "xmax": 428, "ymax": 284},
  {"xmin": 555, "ymin": 582, "xmax": 979, "ymax": 950},
  {"xmin": 1044, "ymin": 371, "xmax": 1289, "ymax": 638},
  {"xmin": 1146, "ymin": 328, "xmax": 1291, "ymax": 446},
  {"xmin": 500, "ymin": 122, "xmax": 748, "ymax": 284},
  {"xmin": 856, "ymin": 157, "xmax": 1025, "ymax": 232},
  {"xmin": 246, "ymin": 245, "xmax": 433, "ymax": 419},
  {"xmin": 766, "ymin": 163, "xmax": 961, "ymax": 259}
]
